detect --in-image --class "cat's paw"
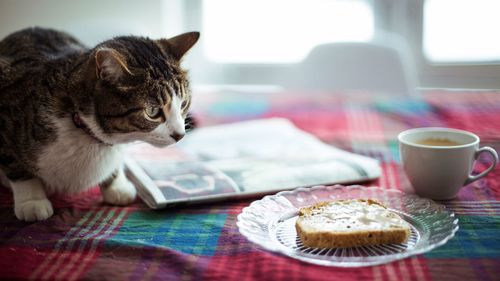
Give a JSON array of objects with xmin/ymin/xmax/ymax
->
[
  {"xmin": 102, "ymin": 178, "xmax": 136, "ymax": 206},
  {"xmin": 15, "ymin": 199, "xmax": 54, "ymax": 222}
]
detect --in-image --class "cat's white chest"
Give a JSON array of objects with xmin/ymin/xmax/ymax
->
[{"xmin": 37, "ymin": 118, "xmax": 123, "ymax": 194}]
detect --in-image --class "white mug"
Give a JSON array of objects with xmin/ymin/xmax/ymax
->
[{"xmin": 398, "ymin": 127, "xmax": 498, "ymax": 200}]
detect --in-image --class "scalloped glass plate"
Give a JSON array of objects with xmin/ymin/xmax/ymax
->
[{"xmin": 237, "ymin": 185, "xmax": 458, "ymax": 267}]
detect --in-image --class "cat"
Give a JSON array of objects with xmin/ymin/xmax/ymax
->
[{"xmin": 0, "ymin": 27, "xmax": 199, "ymax": 221}]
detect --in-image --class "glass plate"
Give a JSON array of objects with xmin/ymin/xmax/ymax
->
[{"xmin": 236, "ymin": 185, "xmax": 459, "ymax": 267}]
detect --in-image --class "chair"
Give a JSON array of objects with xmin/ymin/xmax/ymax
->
[{"xmin": 285, "ymin": 33, "xmax": 419, "ymax": 96}]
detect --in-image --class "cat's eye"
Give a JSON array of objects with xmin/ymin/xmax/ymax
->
[{"xmin": 145, "ymin": 106, "xmax": 162, "ymax": 119}]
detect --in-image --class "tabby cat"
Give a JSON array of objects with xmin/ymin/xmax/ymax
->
[{"xmin": 0, "ymin": 27, "xmax": 199, "ymax": 221}]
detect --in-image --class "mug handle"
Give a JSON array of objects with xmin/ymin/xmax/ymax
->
[{"xmin": 464, "ymin": 146, "xmax": 499, "ymax": 185}]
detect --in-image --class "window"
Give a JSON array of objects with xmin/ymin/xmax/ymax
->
[
  {"xmin": 423, "ymin": 0, "xmax": 500, "ymax": 63},
  {"xmin": 202, "ymin": 0, "xmax": 374, "ymax": 63}
]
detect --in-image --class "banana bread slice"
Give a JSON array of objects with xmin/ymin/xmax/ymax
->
[{"xmin": 295, "ymin": 199, "xmax": 411, "ymax": 248}]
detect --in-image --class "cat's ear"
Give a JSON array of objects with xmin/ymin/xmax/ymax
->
[
  {"xmin": 95, "ymin": 48, "xmax": 132, "ymax": 82},
  {"xmin": 158, "ymin": 32, "xmax": 200, "ymax": 60}
]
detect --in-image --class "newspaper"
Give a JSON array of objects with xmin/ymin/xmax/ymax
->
[{"xmin": 125, "ymin": 118, "xmax": 381, "ymax": 208}]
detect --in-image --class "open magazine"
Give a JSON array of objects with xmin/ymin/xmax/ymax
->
[{"xmin": 125, "ymin": 118, "xmax": 381, "ymax": 209}]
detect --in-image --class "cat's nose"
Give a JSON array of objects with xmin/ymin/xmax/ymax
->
[{"xmin": 170, "ymin": 132, "xmax": 185, "ymax": 142}]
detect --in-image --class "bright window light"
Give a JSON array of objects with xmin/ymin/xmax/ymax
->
[
  {"xmin": 424, "ymin": 0, "xmax": 500, "ymax": 63},
  {"xmin": 202, "ymin": 0, "xmax": 374, "ymax": 63}
]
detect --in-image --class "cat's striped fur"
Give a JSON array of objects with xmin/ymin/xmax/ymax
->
[{"xmin": 0, "ymin": 27, "xmax": 199, "ymax": 221}]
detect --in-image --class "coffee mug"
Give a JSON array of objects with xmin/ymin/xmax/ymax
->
[{"xmin": 398, "ymin": 127, "xmax": 498, "ymax": 200}]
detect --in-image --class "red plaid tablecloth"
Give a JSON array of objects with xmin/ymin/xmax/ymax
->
[{"xmin": 1, "ymin": 90, "xmax": 499, "ymax": 280}]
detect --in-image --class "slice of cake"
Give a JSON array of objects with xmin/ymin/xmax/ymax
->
[{"xmin": 295, "ymin": 199, "xmax": 411, "ymax": 248}]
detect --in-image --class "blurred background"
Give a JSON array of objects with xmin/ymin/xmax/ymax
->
[{"xmin": 1, "ymin": 0, "xmax": 500, "ymax": 93}]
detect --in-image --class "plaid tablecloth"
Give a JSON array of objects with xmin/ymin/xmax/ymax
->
[{"xmin": 1, "ymin": 90, "xmax": 499, "ymax": 280}]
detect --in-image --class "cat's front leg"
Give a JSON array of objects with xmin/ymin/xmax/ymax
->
[
  {"xmin": 100, "ymin": 167, "xmax": 136, "ymax": 206},
  {"xmin": 11, "ymin": 178, "xmax": 53, "ymax": 221}
]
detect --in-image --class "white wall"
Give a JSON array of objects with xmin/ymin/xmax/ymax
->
[
  {"xmin": 2, "ymin": 0, "xmax": 499, "ymax": 89},
  {"xmin": 0, "ymin": 0, "xmax": 184, "ymax": 46}
]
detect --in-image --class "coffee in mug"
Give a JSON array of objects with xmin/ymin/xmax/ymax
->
[
  {"xmin": 398, "ymin": 127, "xmax": 498, "ymax": 200},
  {"xmin": 415, "ymin": 138, "xmax": 461, "ymax": 147}
]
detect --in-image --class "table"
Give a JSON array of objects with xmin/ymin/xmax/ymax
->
[{"xmin": 1, "ymin": 90, "xmax": 499, "ymax": 280}]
